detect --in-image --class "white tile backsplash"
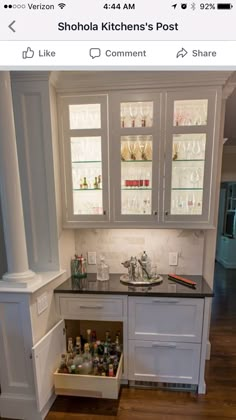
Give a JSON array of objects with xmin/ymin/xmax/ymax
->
[{"xmin": 75, "ymin": 229, "xmax": 204, "ymax": 275}]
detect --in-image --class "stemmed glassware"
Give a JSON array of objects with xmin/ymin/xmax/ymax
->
[
  {"xmin": 140, "ymin": 104, "xmax": 150, "ymax": 127},
  {"xmin": 120, "ymin": 106, "xmax": 129, "ymax": 128},
  {"xmin": 128, "ymin": 139, "xmax": 137, "ymax": 160},
  {"xmin": 129, "ymin": 104, "xmax": 138, "ymax": 128},
  {"xmin": 138, "ymin": 136, "xmax": 147, "ymax": 160}
]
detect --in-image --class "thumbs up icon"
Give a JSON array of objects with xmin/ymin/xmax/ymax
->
[{"xmin": 22, "ymin": 47, "xmax": 34, "ymax": 59}]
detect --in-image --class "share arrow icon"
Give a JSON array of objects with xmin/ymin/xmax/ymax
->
[
  {"xmin": 176, "ymin": 48, "xmax": 188, "ymax": 58},
  {"xmin": 172, "ymin": 4, "xmax": 177, "ymax": 8}
]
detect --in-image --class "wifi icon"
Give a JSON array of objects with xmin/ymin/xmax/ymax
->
[{"xmin": 58, "ymin": 3, "xmax": 66, "ymax": 8}]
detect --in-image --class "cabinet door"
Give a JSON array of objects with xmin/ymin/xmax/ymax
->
[
  {"xmin": 110, "ymin": 92, "xmax": 162, "ymax": 225},
  {"xmin": 32, "ymin": 320, "xmax": 66, "ymax": 411},
  {"xmin": 59, "ymin": 95, "xmax": 109, "ymax": 225},
  {"xmin": 163, "ymin": 89, "xmax": 220, "ymax": 226},
  {"xmin": 128, "ymin": 297, "xmax": 204, "ymax": 343},
  {"xmin": 128, "ymin": 340, "xmax": 200, "ymax": 384}
]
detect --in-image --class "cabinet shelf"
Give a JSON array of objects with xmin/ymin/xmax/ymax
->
[
  {"xmin": 172, "ymin": 159, "xmax": 205, "ymax": 162},
  {"xmin": 73, "ymin": 188, "xmax": 102, "ymax": 191},
  {"xmin": 172, "ymin": 188, "xmax": 203, "ymax": 191},
  {"xmin": 121, "ymin": 188, "xmax": 152, "ymax": 191},
  {"xmin": 72, "ymin": 161, "xmax": 102, "ymax": 164},
  {"xmin": 121, "ymin": 160, "xmax": 152, "ymax": 163}
]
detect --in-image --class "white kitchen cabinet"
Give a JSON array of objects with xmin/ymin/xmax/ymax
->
[
  {"xmin": 55, "ymin": 293, "xmax": 128, "ymax": 381},
  {"xmin": 58, "ymin": 86, "xmax": 222, "ymax": 228},
  {"xmin": 163, "ymin": 90, "xmax": 220, "ymax": 226},
  {"xmin": 128, "ymin": 340, "xmax": 201, "ymax": 385},
  {"xmin": 32, "ymin": 319, "xmax": 123, "ymax": 403},
  {"xmin": 128, "ymin": 296, "xmax": 210, "ymax": 393},
  {"xmin": 58, "ymin": 95, "xmax": 110, "ymax": 225},
  {"xmin": 128, "ymin": 297, "xmax": 204, "ymax": 343}
]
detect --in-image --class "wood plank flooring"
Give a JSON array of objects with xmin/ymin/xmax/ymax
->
[{"xmin": 46, "ymin": 263, "xmax": 236, "ymax": 420}]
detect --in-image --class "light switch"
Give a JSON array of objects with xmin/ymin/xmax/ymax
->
[
  {"xmin": 87, "ymin": 252, "xmax": 97, "ymax": 265},
  {"xmin": 169, "ymin": 252, "xmax": 178, "ymax": 266}
]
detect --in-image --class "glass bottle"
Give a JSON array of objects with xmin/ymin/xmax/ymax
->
[
  {"xmin": 94, "ymin": 176, "xmax": 99, "ymax": 189},
  {"xmin": 81, "ymin": 343, "xmax": 92, "ymax": 374},
  {"xmin": 73, "ymin": 336, "xmax": 83, "ymax": 368},
  {"xmin": 67, "ymin": 337, "xmax": 74, "ymax": 356},
  {"xmin": 83, "ymin": 176, "xmax": 88, "ymax": 189},
  {"xmin": 58, "ymin": 354, "xmax": 69, "ymax": 374},
  {"xmin": 96, "ymin": 255, "xmax": 109, "ymax": 281}
]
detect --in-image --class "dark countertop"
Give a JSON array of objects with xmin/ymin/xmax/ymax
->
[{"xmin": 54, "ymin": 273, "xmax": 213, "ymax": 298}]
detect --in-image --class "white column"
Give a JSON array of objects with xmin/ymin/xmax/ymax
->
[{"xmin": 0, "ymin": 72, "xmax": 35, "ymax": 281}]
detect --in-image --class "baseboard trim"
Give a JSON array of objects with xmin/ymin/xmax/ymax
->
[{"xmin": 206, "ymin": 340, "xmax": 211, "ymax": 360}]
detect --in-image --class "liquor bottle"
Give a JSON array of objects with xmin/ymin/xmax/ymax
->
[
  {"xmin": 94, "ymin": 176, "xmax": 99, "ymax": 189},
  {"xmin": 96, "ymin": 340, "xmax": 104, "ymax": 355},
  {"xmin": 98, "ymin": 174, "xmax": 102, "ymax": 189},
  {"xmin": 83, "ymin": 177, "xmax": 88, "ymax": 189},
  {"xmin": 81, "ymin": 343, "xmax": 92, "ymax": 374},
  {"xmin": 96, "ymin": 256, "xmax": 109, "ymax": 281},
  {"xmin": 73, "ymin": 336, "xmax": 83, "ymax": 368},
  {"xmin": 108, "ymin": 363, "xmax": 114, "ymax": 377},
  {"xmin": 58, "ymin": 354, "xmax": 69, "ymax": 374},
  {"xmin": 67, "ymin": 337, "xmax": 74, "ymax": 356},
  {"xmin": 91, "ymin": 330, "xmax": 97, "ymax": 343},
  {"xmin": 115, "ymin": 334, "xmax": 121, "ymax": 356}
]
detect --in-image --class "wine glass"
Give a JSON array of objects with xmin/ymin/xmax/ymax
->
[
  {"xmin": 128, "ymin": 139, "xmax": 137, "ymax": 160},
  {"xmin": 129, "ymin": 104, "xmax": 138, "ymax": 127},
  {"xmin": 138, "ymin": 136, "xmax": 147, "ymax": 160},
  {"xmin": 190, "ymin": 169, "xmax": 200, "ymax": 186},
  {"xmin": 140, "ymin": 104, "xmax": 150, "ymax": 127},
  {"xmin": 120, "ymin": 106, "xmax": 129, "ymax": 128}
]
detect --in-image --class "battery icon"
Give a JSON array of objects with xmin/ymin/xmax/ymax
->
[{"xmin": 217, "ymin": 3, "xmax": 233, "ymax": 9}]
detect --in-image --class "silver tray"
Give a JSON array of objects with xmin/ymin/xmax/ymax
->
[{"xmin": 120, "ymin": 274, "xmax": 163, "ymax": 286}]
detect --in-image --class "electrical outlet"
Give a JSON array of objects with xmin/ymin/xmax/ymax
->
[
  {"xmin": 87, "ymin": 251, "xmax": 97, "ymax": 265},
  {"xmin": 37, "ymin": 292, "xmax": 48, "ymax": 315},
  {"xmin": 169, "ymin": 252, "xmax": 178, "ymax": 266}
]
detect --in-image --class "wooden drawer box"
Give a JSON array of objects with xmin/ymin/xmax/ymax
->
[
  {"xmin": 128, "ymin": 341, "xmax": 200, "ymax": 384},
  {"xmin": 54, "ymin": 353, "xmax": 123, "ymax": 399},
  {"xmin": 58, "ymin": 295, "xmax": 125, "ymax": 320},
  {"xmin": 128, "ymin": 297, "xmax": 204, "ymax": 343}
]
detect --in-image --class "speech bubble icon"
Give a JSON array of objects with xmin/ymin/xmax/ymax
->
[{"xmin": 89, "ymin": 48, "xmax": 101, "ymax": 59}]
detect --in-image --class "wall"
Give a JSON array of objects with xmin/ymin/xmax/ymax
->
[
  {"xmin": 75, "ymin": 229, "xmax": 204, "ymax": 275},
  {"xmin": 221, "ymin": 146, "xmax": 236, "ymax": 182},
  {"xmin": 0, "ymin": 197, "xmax": 7, "ymax": 278}
]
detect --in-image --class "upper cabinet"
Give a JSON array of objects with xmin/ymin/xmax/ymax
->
[
  {"xmin": 59, "ymin": 95, "xmax": 110, "ymax": 224},
  {"xmin": 163, "ymin": 90, "xmax": 218, "ymax": 226},
  {"xmin": 58, "ymin": 86, "xmax": 222, "ymax": 229}
]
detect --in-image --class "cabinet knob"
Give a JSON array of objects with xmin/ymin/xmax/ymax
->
[
  {"xmin": 165, "ymin": 210, "xmax": 169, "ymax": 216},
  {"xmin": 103, "ymin": 210, "xmax": 106, "ymax": 215},
  {"xmin": 153, "ymin": 211, "xmax": 158, "ymax": 216}
]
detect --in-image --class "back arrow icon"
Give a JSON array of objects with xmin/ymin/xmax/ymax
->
[
  {"xmin": 176, "ymin": 48, "xmax": 188, "ymax": 58},
  {"xmin": 8, "ymin": 20, "xmax": 16, "ymax": 33},
  {"xmin": 172, "ymin": 4, "xmax": 177, "ymax": 8}
]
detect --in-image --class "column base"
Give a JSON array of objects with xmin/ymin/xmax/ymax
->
[{"xmin": 2, "ymin": 269, "xmax": 35, "ymax": 282}]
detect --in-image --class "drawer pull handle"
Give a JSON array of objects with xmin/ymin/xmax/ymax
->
[
  {"xmin": 152, "ymin": 342, "xmax": 177, "ymax": 348},
  {"xmin": 79, "ymin": 305, "xmax": 104, "ymax": 309},
  {"xmin": 152, "ymin": 299, "xmax": 179, "ymax": 304}
]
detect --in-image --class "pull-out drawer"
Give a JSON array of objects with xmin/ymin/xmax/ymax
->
[
  {"xmin": 128, "ymin": 297, "xmax": 204, "ymax": 343},
  {"xmin": 128, "ymin": 340, "xmax": 200, "ymax": 385},
  {"xmin": 54, "ymin": 353, "xmax": 123, "ymax": 399},
  {"xmin": 57, "ymin": 295, "xmax": 126, "ymax": 320}
]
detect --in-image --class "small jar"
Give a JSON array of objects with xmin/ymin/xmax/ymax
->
[{"xmin": 96, "ymin": 256, "xmax": 109, "ymax": 281}]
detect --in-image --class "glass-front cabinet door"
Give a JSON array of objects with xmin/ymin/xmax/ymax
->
[
  {"xmin": 59, "ymin": 95, "xmax": 109, "ymax": 224},
  {"xmin": 164, "ymin": 90, "xmax": 218, "ymax": 225},
  {"xmin": 111, "ymin": 93, "xmax": 161, "ymax": 224}
]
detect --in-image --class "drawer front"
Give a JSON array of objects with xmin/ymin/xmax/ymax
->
[
  {"xmin": 58, "ymin": 296, "xmax": 124, "ymax": 320},
  {"xmin": 54, "ymin": 353, "xmax": 123, "ymax": 399},
  {"xmin": 128, "ymin": 340, "xmax": 200, "ymax": 384},
  {"xmin": 128, "ymin": 297, "xmax": 204, "ymax": 343}
]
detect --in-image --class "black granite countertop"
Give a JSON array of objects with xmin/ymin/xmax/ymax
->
[{"xmin": 54, "ymin": 274, "xmax": 213, "ymax": 298}]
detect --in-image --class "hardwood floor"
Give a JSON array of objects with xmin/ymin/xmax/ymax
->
[{"xmin": 46, "ymin": 263, "xmax": 236, "ymax": 420}]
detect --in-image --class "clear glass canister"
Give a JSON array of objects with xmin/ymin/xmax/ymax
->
[{"xmin": 96, "ymin": 256, "xmax": 110, "ymax": 281}]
